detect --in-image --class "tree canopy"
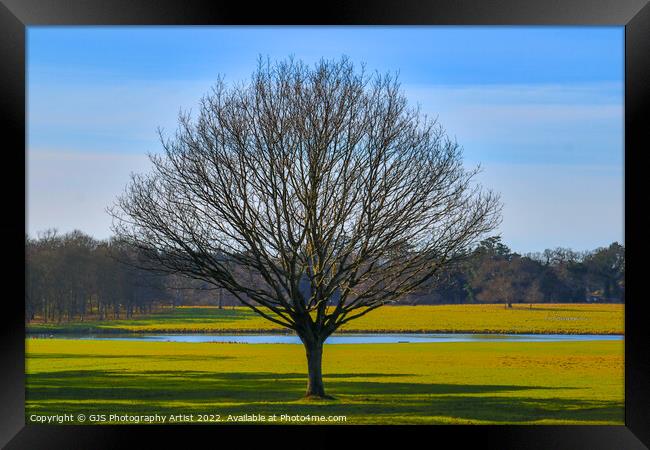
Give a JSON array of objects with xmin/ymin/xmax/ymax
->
[{"xmin": 109, "ymin": 57, "xmax": 503, "ymax": 396}]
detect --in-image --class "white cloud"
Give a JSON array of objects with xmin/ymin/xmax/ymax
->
[
  {"xmin": 402, "ymin": 82, "xmax": 623, "ymax": 165},
  {"xmin": 27, "ymin": 149, "xmax": 153, "ymax": 239},
  {"xmin": 28, "ymin": 78, "xmax": 217, "ymax": 150},
  {"xmin": 403, "ymin": 82, "xmax": 623, "ymax": 107},
  {"xmin": 475, "ymin": 162, "xmax": 624, "ymax": 253},
  {"xmin": 26, "ymin": 81, "xmax": 625, "ymax": 251}
]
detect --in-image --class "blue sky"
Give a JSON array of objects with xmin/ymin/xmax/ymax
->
[{"xmin": 27, "ymin": 26, "xmax": 624, "ymax": 253}]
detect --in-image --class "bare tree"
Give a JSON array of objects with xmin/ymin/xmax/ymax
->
[{"xmin": 109, "ymin": 57, "xmax": 501, "ymax": 398}]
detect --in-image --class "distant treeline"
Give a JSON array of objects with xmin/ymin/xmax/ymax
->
[
  {"xmin": 25, "ymin": 230, "xmax": 624, "ymax": 323},
  {"xmin": 408, "ymin": 236, "xmax": 624, "ymax": 307}
]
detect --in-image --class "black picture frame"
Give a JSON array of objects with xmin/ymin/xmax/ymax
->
[{"xmin": 1, "ymin": 1, "xmax": 648, "ymax": 448}]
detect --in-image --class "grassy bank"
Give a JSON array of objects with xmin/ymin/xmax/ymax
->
[
  {"xmin": 26, "ymin": 303, "xmax": 624, "ymax": 335},
  {"xmin": 25, "ymin": 338, "xmax": 624, "ymax": 425}
]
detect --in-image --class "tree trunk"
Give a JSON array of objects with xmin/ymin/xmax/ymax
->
[
  {"xmin": 604, "ymin": 279, "xmax": 611, "ymax": 299},
  {"xmin": 304, "ymin": 340, "xmax": 326, "ymax": 397}
]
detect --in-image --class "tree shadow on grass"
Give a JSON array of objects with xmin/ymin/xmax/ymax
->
[{"xmin": 25, "ymin": 369, "xmax": 622, "ymax": 423}]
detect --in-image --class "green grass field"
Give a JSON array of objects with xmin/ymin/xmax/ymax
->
[
  {"xmin": 27, "ymin": 303, "xmax": 624, "ymax": 335},
  {"xmin": 26, "ymin": 338, "xmax": 624, "ymax": 425}
]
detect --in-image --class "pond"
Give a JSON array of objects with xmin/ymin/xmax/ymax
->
[{"xmin": 30, "ymin": 333, "xmax": 624, "ymax": 344}]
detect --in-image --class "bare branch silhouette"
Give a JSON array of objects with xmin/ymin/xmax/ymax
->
[{"xmin": 109, "ymin": 57, "xmax": 502, "ymax": 397}]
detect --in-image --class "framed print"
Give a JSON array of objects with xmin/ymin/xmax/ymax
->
[{"xmin": 2, "ymin": 0, "xmax": 648, "ymax": 448}]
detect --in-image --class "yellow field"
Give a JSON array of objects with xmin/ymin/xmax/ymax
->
[
  {"xmin": 25, "ymin": 338, "xmax": 624, "ymax": 424},
  {"xmin": 342, "ymin": 303, "xmax": 624, "ymax": 334},
  {"xmin": 28, "ymin": 303, "xmax": 624, "ymax": 335}
]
